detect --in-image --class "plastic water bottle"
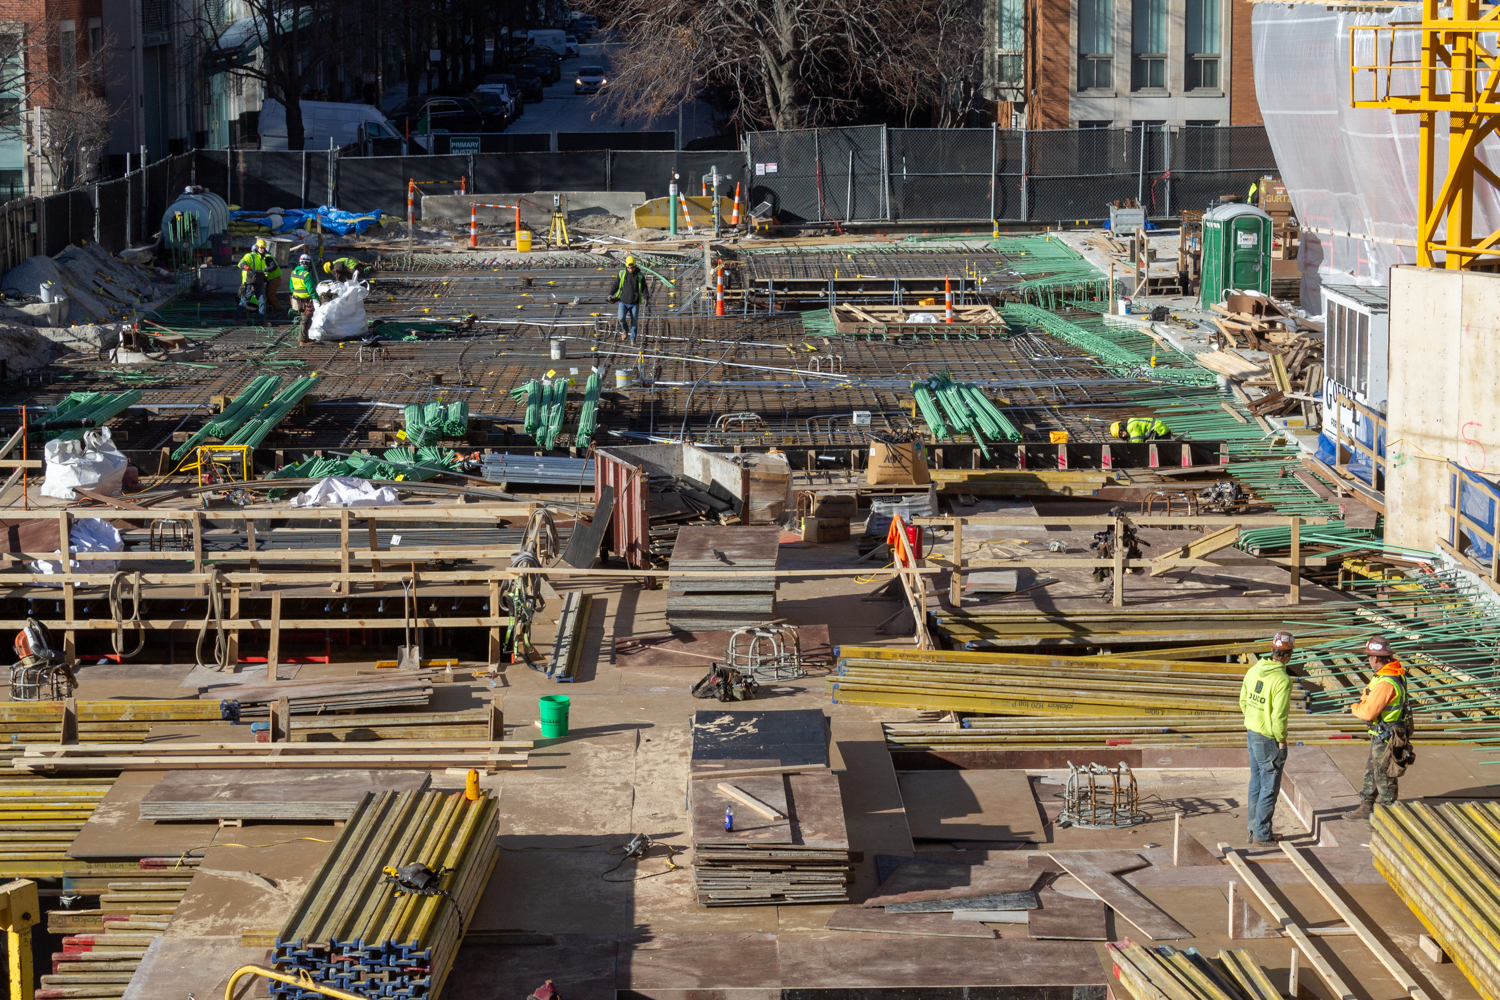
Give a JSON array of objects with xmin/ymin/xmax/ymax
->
[{"xmin": 724, "ymin": 807, "xmax": 733, "ymax": 832}]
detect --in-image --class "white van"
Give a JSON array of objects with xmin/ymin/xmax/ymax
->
[
  {"xmin": 258, "ymin": 99, "xmax": 404, "ymax": 151},
  {"xmin": 526, "ymin": 29, "xmax": 568, "ymax": 55}
]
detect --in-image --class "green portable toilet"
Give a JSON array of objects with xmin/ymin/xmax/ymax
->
[{"xmin": 1200, "ymin": 203, "xmax": 1273, "ymax": 307}]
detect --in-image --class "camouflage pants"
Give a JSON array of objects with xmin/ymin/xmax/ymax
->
[{"xmin": 1360, "ymin": 733, "xmax": 1399, "ymax": 806}]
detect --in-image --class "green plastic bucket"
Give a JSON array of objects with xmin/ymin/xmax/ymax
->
[{"xmin": 538, "ymin": 695, "xmax": 571, "ymax": 738}]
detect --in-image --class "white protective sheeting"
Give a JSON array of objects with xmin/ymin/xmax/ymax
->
[
  {"xmin": 307, "ymin": 281, "xmax": 369, "ymax": 341},
  {"xmin": 29, "ymin": 518, "xmax": 123, "ymax": 576},
  {"xmin": 1252, "ymin": 3, "xmax": 1500, "ymax": 311},
  {"xmin": 290, "ymin": 477, "xmax": 403, "ymax": 508},
  {"xmin": 40, "ymin": 428, "xmax": 129, "ymax": 500}
]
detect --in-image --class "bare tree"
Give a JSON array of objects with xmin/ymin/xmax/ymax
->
[
  {"xmin": 584, "ymin": 0, "xmax": 906, "ymax": 132},
  {"xmin": 887, "ymin": 0, "xmax": 987, "ymax": 127},
  {"xmin": 193, "ymin": 0, "xmax": 339, "ymax": 150},
  {"xmin": 0, "ymin": 20, "xmax": 119, "ymax": 192}
]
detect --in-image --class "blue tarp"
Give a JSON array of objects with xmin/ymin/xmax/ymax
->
[
  {"xmin": 1453, "ymin": 462, "xmax": 1499, "ymax": 566},
  {"xmin": 229, "ymin": 205, "xmax": 383, "ymax": 235}
]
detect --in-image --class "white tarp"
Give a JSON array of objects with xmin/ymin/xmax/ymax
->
[
  {"xmin": 308, "ymin": 281, "xmax": 369, "ymax": 341},
  {"xmin": 1252, "ymin": 3, "xmax": 1500, "ymax": 312},
  {"xmin": 30, "ymin": 517, "xmax": 123, "ymax": 576},
  {"xmin": 290, "ymin": 477, "xmax": 403, "ymax": 508},
  {"xmin": 40, "ymin": 428, "xmax": 129, "ymax": 500}
]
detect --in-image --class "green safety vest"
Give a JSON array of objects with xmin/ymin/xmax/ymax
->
[
  {"xmin": 1124, "ymin": 417, "xmax": 1169, "ymax": 443},
  {"xmin": 1368, "ymin": 673, "xmax": 1409, "ymax": 735},
  {"xmin": 239, "ymin": 250, "xmax": 281, "ymax": 281},
  {"xmin": 289, "ymin": 266, "xmax": 314, "ymax": 299}
]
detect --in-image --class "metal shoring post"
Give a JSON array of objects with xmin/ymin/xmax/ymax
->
[
  {"xmin": 712, "ymin": 164, "xmax": 720, "ymax": 237},
  {"xmin": 1021, "ymin": 128, "xmax": 1028, "ymax": 222},
  {"xmin": 670, "ymin": 172, "xmax": 678, "ymax": 237},
  {"xmin": 1137, "ymin": 122, "xmax": 1146, "ymax": 207}
]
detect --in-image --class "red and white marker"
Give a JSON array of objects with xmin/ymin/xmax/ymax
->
[{"xmin": 944, "ymin": 275, "xmax": 954, "ymax": 323}]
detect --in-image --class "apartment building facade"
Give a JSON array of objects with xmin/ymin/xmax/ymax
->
[{"xmin": 990, "ymin": 0, "xmax": 1262, "ymax": 129}]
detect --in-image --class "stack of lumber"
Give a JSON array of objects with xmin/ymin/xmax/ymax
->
[
  {"xmin": 1371, "ymin": 801, "xmax": 1500, "ymax": 997},
  {"xmin": 42, "ymin": 870, "xmax": 193, "ymax": 999},
  {"xmin": 927, "ymin": 469, "xmax": 1109, "ymax": 497},
  {"xmin": 197, "ymin": 675, "xmax": 434, "ymax": 714},
  {"xmin": 0, "ymin": 701, "xmax": 229, "ymax": 752},
  {"xmin": 11, "ymin": 739, "xmax": 530, "ymax": 773},
  {"xmin": 0, "ymin": 774, "xmax": 114, "ymax": 879},
  {"xmin": 1204, "ymin": 298, "xmax": 1323, "ymax": 423},
  {"xmin": 288, "ymin": 707, "xmax": 496, "ymax": 741},
  {"xmin": 883, "ymin": 714, "xmax": 1362, "ymax": 750},
  {"xmin": 1109, "ymin": 940, "xmax": 1285, "ymax": 1000},
  {"xmin": 689, "ymin": 708, "xmax": 849, "ymax": 906},
  {"xmin": 690, "ymin": 773, "xmax": 853, "ymax": 906},
  {"xmin": 274, "ymin": 789, "xmax": 498, "ymax": 1000},
  {"xmin": 829, "ymin": 646, "xmax": 1305, "ymax": 718},
  {"xmin": 666, "ymin": 525, "xmax": 780, "ymax": 630}
]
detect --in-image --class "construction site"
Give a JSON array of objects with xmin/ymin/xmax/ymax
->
[{"xmin": 0, "ymin": 9, "xmax": 1496, "ymax": 999}]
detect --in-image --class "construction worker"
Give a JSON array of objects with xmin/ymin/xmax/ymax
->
[
  {"xmin": 289, "ymin": 254, "xmax": 316, "ymax": 343},
  {"xmin": 238, "ymin": 238, "xmax": 282, "ymax": 311},
  {"xmin": 1349, "ymin": 636, "xmax": 1414, "ymax": 819},
  {"xmin": 235, "ymin": 271, "xmax": 269, "ymax": 324},
  {"xmin": 609, "ymin": 255, "xmax": 650, "ymax": 343},
  {"xmin": 1109, "ymin": 417, "xmax": 1171, "ymax": 443},
  {"xmin": 323, "ymin": 256, "xmax": 362, "ymax": 282},
  {"xmin": 1240, "ymin": 630, "xmax": 1295, "ymax": 846},
  {"xmin": 1247, "ymin": 179, "xmax": 1259, "ymax": 205}
]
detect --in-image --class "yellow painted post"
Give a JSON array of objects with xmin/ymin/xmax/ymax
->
[
  {"xmin": 0, "ymin": 878, "xmax": 39, "ymax": 1000},
  {"xmin": 948, "ymin": 519, "xmax": 964, "ymax": 606}
]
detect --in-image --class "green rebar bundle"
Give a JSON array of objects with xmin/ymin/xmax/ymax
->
[
  {"xmin": 798, "ymin": 309, "xmax": 837, "ymax": 338},
  {"xmin": 36, "ymin": 391, "xmax": 143, "ymax": 442},
  {"xmin": 171, "ymin": 375, "xmax": 283, "ymax": 461},
  {"xmin": 514, "ymin": 381, "xmax": 544, "ymax": 437},
  {"xmin": 574, "ymin": 371, "xmax": 602, "ymax": 448},
  {"xmin": 403, "ymin": 401, "xmax": 469, "ymax": 448},
  {"xmin": 540, "ymin": 378, "xmax": 568, "ymax": 450},
  {"xmin": 911, "ymin": 383, "xmax": 949, "ymax": 440},
  {"xmin": 223, "ymin": 376, "xmax": 320, "ymax": 451}
]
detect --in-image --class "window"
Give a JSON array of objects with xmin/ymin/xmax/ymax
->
[
  {"xmin": 1132, "ymin": 0, "xmax": 1167, "ymax": 91},
  {"xmin": 996, "ymin": 0, "xmax": 1024, "ymax": 92},
  {"xmin": 1186, "ymin": 0, "xmax": 1221, "ymax": 90},
  {"xmin": 58, "ymin": 27, "xmax": 76, "ymax": 93},
  {"xmin": 88, "ymin": 19, "xmax": 102, "ymax": 59},
  {"xmin": 1078, "ymin": 120, "xmax": 1113, "ymax": 128},
  {"xmin": 0, "ymin": 98, "xmax": 17, "ymax": 128},
  {"xmin": 1078, "ymin": 0, "xmax": 1112, "ymax": 91},
  {"xmin": 1357, "ymin": 310, "xmax": 1370, "ymax": 394}
]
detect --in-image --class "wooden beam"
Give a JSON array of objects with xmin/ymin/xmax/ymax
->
[
  {"xmin": 1151, "ymin": 525, "xmax": 1240, "ymax": 576},
  {"xmin": 1279, "ymin": 842, "xmax": 1433, "ymax": 1000},
  {"xmin": 266, "ymin": 592, "xmax": 281, "ymax": 682},
  {"xmin": 1219, "ymin": 844, "xmax": 1356, "ymax": 1000},
  {"xmin": 690, "ymin": 763, "xmax": 829, "ymax": 781},
  {"xmin": 716, "ymin": 782, "xmax": 786, "ymax": 820}
]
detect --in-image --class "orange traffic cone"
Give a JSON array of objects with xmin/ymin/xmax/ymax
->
[{"xmin": 944, "ymin": 276, "xmax": 954, "ymax": 323}]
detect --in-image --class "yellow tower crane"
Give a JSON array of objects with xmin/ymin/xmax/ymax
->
[{"xmin": 1352, "ymin": 0, "xmax": 1500, "ymax": 267}]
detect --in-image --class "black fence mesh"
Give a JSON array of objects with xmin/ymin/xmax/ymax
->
[
  {"xmin": 559, "ymin": 131, "xmax": 674, "ymax": 152},
  {"xmin": 747, "ymin": 126, "xmax": 885, "ymax": 224},
  {"xmin": 96, "ymin": 179, "xmax": 128, "ymax": 252},
  {"xmin": 1168, "ymin": 126, "xmax": 1277, "ymax": 217},
  {"xmin": 608, "ymin": 151, "xmax": 745, "ymax": 200},
  {"xmin": 888, "ymin": 129, "xmax": 992, "ymax": 222}
]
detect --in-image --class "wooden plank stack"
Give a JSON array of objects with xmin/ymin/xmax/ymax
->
[
  {"xmin": 666, "ymin": 525, "xmax": 780, "ymax": 630},
  {"xmin": 0, "ymin": 701, "xmax": 229, "ymax": 753},
  {"xmin": 688, "ymin": 709, "xmax": 851, "ymax": 906},
  {"xmin": 40, "ymin": 868, "xmax": 196, "ymax": 999},
  {"xmin": 196, "ymin": 675, "xmax": 434, "ymax": 714},
  {"xmin": 0, "ymin": 774, "xmax": 115, "ymax": 879},
  {"xmin": 11, "ymin": 739, "xmax": 530, "ymax": 773}
]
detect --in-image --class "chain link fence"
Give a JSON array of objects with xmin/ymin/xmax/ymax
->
[{"xmin": 747, "ymin": 126, "xmax": 886, "ymax": 224}]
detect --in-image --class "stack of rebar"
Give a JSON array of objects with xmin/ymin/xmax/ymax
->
[
  {"xmin": 171, "ymin": 374, "xmax": 283, "ymax": 461},
  {"xmin": 1371, "ymin": 801, "xmax": 1500, "ymax": 998},
  {"xmin": 1108, "ymin": 940, "xmax": 1284, "ymax": 1000},
  {"xmin": 224, "ymin": 375, "xmax": 321, "ymax": 450},
  {"xmin": 273, "ymin": 789, "xmax": 498, "ymax": 1000}
]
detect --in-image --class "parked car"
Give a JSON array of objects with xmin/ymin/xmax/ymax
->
[
  {"xmin": 525, "ymin": 29, "xmax": 567, "ymax": 55},
  {"xmin": 522, "ymin": 47, "xmax": 562, "ymax": 83},
  {"xmin": 482, "ymin": 73, "xmax": 526, "ymax": 108},
  {"xmin": 574, "ymin": 65, "xmax": 606, "ymax": 95},
  {"xmin": 564, "ymin": 35, "xmax": 580, "ymax": 57},
  {"xmin": 469, "ymin": 88, "xmax": 516, "ymax": 127},
  {"xmin": 257, "ymin": 99, "xmax": 402, "ymax": 151},
  {"xmin": 386, "ymin": 96, "xmax": 485, "ymax": 137},
  {"xmin": 504, "ymin": 64, "xmax": 546, "ymax": 101}
]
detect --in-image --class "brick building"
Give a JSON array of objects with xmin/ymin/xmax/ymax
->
[
  {"xmin": 990, "ymin": 0, "xmax": 1263, "ymax": 128},
  {"xmin": 0, "ymin": 0, "xmax": 107, "ymax": 195}
]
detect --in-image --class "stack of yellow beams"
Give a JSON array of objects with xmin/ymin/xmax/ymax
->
[{"xmin": 0, "ymin": 774, "xmax": 114, "ymax": 879}]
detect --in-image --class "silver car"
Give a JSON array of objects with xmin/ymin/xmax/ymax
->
[{"xmin": 575, "ymin": 65, "xmax": 606, "ymax": 95}]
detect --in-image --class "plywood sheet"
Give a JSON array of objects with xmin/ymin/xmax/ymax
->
[
  {"xmin": 671, "ymin": 525, "xmax": 781, "ymax": 565},
  {"xmin": 885, "ymin": 891, "xmax": 1038, "ymax": 913},
  {"xmin": 1047, "ymin": 850, "xmax": 1190, "ymax": 941},
  {"xmin": 1027, "ymin": 889, "xmax": 1108, "ymax": 941},
  {"xmin": 896, "ymin": 770, "xmax": 1046, "ymax": 842},
  {"xmin": 691, "ymin": 777, "xmax": 791, "ymax": 845},
  {"xmin": 617, "ymin": 932, "xmax": 781, "ymax": 989},
  {"xmin": 776, "ymin": 937, "xmax": 1104, "ymax": 988},
  {"xmin": 825, "ymin": 905, "xmax": 997, "ymax": 938},
  {"xmin": 67, "ymin": 771, "xmax": 219, "ymax": 860},
  {"xmin": 691, "ymin": 709, "xmax": 828, "ymax": 768},
  {"xmin": 139, "ymin": 769, "xmax": 430, "ymax": 821},
  {"xmin": 865, "ymin": 863, "xmax": 1041, "ymax": 907},
  {"xmin": 614, "ymin": 624, "xmax": 831, "ymax": 667},
  {"xmin": 787, "ymin": 772, "xmax": 849, "ymax": 849},
  {"xmin": 120, "ymin": 936, "xmax": 269, "ymax": 1000}
]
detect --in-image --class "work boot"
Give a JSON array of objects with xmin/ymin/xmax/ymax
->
[{"xmin": 1348, "ymin": 802, "xmax": 1374, "ymax": 821}]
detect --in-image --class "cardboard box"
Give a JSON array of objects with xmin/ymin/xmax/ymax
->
[
  {"xmin": 801, "ymin": 517, "xmax": 851, "ymax": 543},
  {"xmin": 811, "ymin": 491, "xmax": 858, "ymax": 519},
  {"xmin": 867, "ymin": 441, "xmax": 930, "ymax": 486}
]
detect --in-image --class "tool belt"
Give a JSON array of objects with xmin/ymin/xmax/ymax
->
[{"xmin": 1374, "ymin": 720, "xmax": 1416, "ymax": 777}]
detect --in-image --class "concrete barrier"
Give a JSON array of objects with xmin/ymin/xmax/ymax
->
[{"xmin": 421, "ymin": 192, "xmax": 646, "ymax": 231}]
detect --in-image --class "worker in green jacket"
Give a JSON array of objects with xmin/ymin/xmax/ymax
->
[
  {"xmin": 1240, "ymin": 631, "xmax": 1295, "ymax": 846},
  {"xmin": 323, "ymin": 256, "xmax": 363, "ymax": 282},
  {"xmin": 1110, "ymin": 417, "xmax": 1171, "ymax": 443},
  {"xmin": 238, "ymin": 238, "xmax": 282, "ymax": 311},
  {"xmin": 289, "ymin": 254, "xmax": 316, "ymax": 343},
  {"xmin": 609, "ymin": 255, "xmax": 650, "ymax": 343}
]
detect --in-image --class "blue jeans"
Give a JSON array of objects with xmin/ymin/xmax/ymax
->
[
  {"xmin": 1246, "ymin": 731, "xmax": 1287, "ymax": 843},
  {"xmin": 617, "ymin": 301, "xmax": 640, "ymax": 340}
]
